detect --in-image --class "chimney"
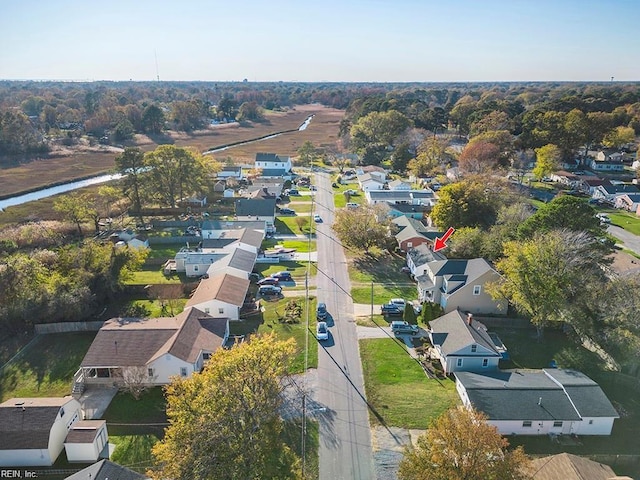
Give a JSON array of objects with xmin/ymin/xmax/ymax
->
[
  {"xmin": 538, "ymin": 397, "xmax": 542, "ymax": 406},
  {"xmin": 467, "ymin": 313, "xmax": 473, "ymax": 325}
]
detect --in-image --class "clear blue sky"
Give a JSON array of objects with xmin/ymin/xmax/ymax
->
[{"xmin": 1, "ymin": 0, "xmax": 638, "ymax": 82}]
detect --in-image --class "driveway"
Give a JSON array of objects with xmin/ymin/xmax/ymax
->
[
  {"xmin": 78, "ymin": 386, "xmax": 118, "ymax": 419},
  {"xmin": 608, "ymin": 225, "xmax": 640, "ymax": 255}
]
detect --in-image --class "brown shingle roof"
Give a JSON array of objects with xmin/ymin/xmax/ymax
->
[
  {"xmin": 65, "ymin": 420, "xmax": 106, "ymax": 444},
  {"xmin": 0, "ymin": 397, "xmax": 77, "ymax": 449},
  {"xmin": 529, "ymin": 453, "xmax": 617, "ymax": 479},
  {"xmin": 186, "ymin": 273, "xmax": 249, "ymax": 308},
  {"xmin": 81, "ymin": 317, "xmax": 180, "ymax": 367},
  {"xmin": 151, "ymin": 307, "xmax": 227, "ymax": 363}
]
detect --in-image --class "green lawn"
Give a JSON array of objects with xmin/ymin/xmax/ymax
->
[
  {"xmin": 125, "ymin": 265, "xmax": 188, "ymax": 285},
  {"xmin": 603, "ymin": 209, "xmax": 640, "ymax": 236},
  {"xmin": 281, "ymin": 202, "xmax": 314, "ymax": 213},
  {"xmin": 124, "ymin": 299, "xmax": 188, "ymax": 318},
  {"xmin": 110, "ymin": 434, "xmax": 160, "ymax": 473},
  {"xmin": 348, "ymin": 251, "xmax": 417, "ymax": 304},
  {"xmin": 0, "ymin": 332, "xmax": 95, "ymax": 401},
  {"xmin": 275, "ymin": 216, "xmax": 317, "ymax": 235},
  {"xmin": 0, "ymin": 332, "xmax": 35, "ymax": 366},
  {"xmin": 360, "ymin": 338, "xmax": 460, "ymax": 429},
  {"xmin": 146, "ymin": 243, "xmax": 185, "ymax": 260},
  {"xmin": 262, "ymin": 237, "xmax": 317, "ymax": 253},
  {"xmin": 254, "ymin": 261, "xmax": 317, "ymax": 279}
]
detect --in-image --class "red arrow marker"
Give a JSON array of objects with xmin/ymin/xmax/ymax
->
[{"xmin": 433, "ymin": 227, "xmax": 455, "ymax": 252}]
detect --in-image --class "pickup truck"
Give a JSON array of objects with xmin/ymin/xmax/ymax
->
[
  {"xmin": 390, "ymin": 321, "xmax": 419, "ymax": 335},
  {"xmin": 381, "ymin": 304, "xmax": 403, "ymax": 315}
]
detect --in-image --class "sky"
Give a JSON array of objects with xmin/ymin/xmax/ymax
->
[{"xmin": 1, "ymin": 0, "xmax": 639, "ymax": 83}]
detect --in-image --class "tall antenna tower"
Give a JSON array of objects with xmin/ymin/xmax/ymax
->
[{"xmin": 155, "ymin": 50, "xmax": 160, "ymax": 81}]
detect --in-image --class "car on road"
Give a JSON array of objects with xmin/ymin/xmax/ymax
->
[
  {"xmin": 271, "ymin": 271, "xmax": 293, "ymax": 282},
  {"xmin": 313, "ymin": 213, "xmax": 322, "ymax": 223},
  {"xmin": 381, "ymin": 304, "xmax": 403, "ymax": 315},
  {"xmin": 390, "ymin": 320, "xmax": 419, "ymax": 335},
  {"xmin": 310, "ymin": 185, "xmax": 317, "ymax": 191},
  {"xmin": 257, "ymin": 277, "xmax": 279, "ymax": 286},
  {"xmin": 278, "ymin": 208, "xmax": 296, "ymax": 215},
  {"xmin": 316, "ymin": 302, "xmax": 327, "ymax": 319},
  {"xmin": 316, "ymin": 321, "xmax": 329, "ymax": 341},
  {"xmin": 258, "ymin": 285, "xmax": 282, "ymax": 296}
]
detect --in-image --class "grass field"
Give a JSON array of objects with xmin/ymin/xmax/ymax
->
[
  {"xmin": 262, "ymin": 237, "xmax": 317, "ymax": 253},
  {"xmin": 360, "ymin": 338, "xmax": 460, "ymax": 429},
  {"xmin": 110, "ymin": 434, "xmax": 160, "ymax": 473},
  {"xmin": 601, "ymin": 209, "xmax": 640, "ymax": 236},
  {"xmin": 348, "ymin": 251, "xmax": 417, "ymax": 304},
  {"xmin": 125, "ymin": 265, "xmax": 188, "ymax": 285},
  {"xmin": 275, "ymin": 216, "xmax": 317, "ymax": 235},
  {"xmin": 0, "ymin": 332, "xmax": 95, "ymax": 401}
]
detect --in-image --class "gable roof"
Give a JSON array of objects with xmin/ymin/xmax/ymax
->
[
  {"xmin": 186, "ymin": 273, "xmax": 249, "ymax": 308},
  {"xmin": 429, "ymin": 310, "xmax": 500, "ymax": 357},
  {"xmin": 529, "ymin": 453, "xmax": 617, "ymax": 480},
  {"xmin": 151, "ymin": 307, "xmax": 227, "ymax": 363},
  {"xmin": 65, "ymin": 420, "xmax": 106, "ymax": 444},
  {"xmin": 259, "ymin": 168, "xmax": 291, "ymax": 177},
  {"xmin": 395, "ymin": 220, "xmax": 441, "ymax": 244},
  {"xmin": 221, "ymin": 166, "xmax": 242, "ymax": 173},
  {"xmin": 358, "ymin": 172, "xmax": 385, "ymax": 184},
  {"xmin": 455, "ymin": 369, "xmax": 618, "ymax": 422},
  {"xmin": 202, "ymin": 219, "xmax": 267, "ymax": 232},
  {"xmin": 388, "ymin": 179, "xmax": 411, "ymax": 189},
  {"xmin": 81, "ymin": 317, "xmax": 181, "ymax": 368},
  {"xmin": 235, "ymin": 198, "xmax": 277, "ymax": 217},
  {"xmin": 212, "ymin": 248, "xmax": 257, "ymax": 273},
  {"xmin": 387, "ymin": 203, "xmax": 429, "ymax": 214},
  {"xmin": 0, "ymin": 396, "xmax": 77, "ymax": 449},
  {"xmin": 255, "ymin": 152, "xmax": 290, "ymax": 163},
  {"xmin": 64, "ymin": 460, "xmax": 147, "ymax": 480},
  {"xmin": 407, "ymin": 243, "xmax": 447, "ymax": 266},
  {"xmin": 428, "ymin": 258, "xmax": 496, "ymax": 290}
]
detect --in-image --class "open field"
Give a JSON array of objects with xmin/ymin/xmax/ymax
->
[
  {"xmin": 360, "ymin": 338, "xmax": 460, "ymax": 429},
  {"xmin": 0, "ymin": 332, "xmax": 95, "ymax": 401},
  {"xmin": 347, "ymin": 251, "xmax": 418, "ymax": 304},
  {"xmin": 0, "ymin": 105, "xmax": 344, "ymax": 198}
]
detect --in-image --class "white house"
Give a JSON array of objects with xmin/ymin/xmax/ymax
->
[
  {"xmin": 428, "ymin": 311, "xmax": 503, "ymax": 374},
  {"xmin": 387, "ymin": 179, "xmax": 412, "ymax": 191},
  {"xmin": 201, "ymin": 220, "xmax": 267, "ymax": 239},
  {"xmin": 185, "ymin": 273, "xmax": 250, "ymax": 320},
  {"xmin": 79, "ymin": 307, "xmax": 229, "ymax": 387},
  {"xmin": 365, "ymin": 189, "xmax": 437, "ymax": 207},
  {"xmin": 615, "ymin": 193, "xmax": 640, "ymax": 212},
  {"xmin": 64, "ymin": 420, "xmax": 108, "ymax": 463},
  {"xmin": 589, "ymin": 158, "xmax": 625, "ymax": 172},
  {"xmin": 175, "ymin": 250, "xmax": 228, "ymax": 277},
  {"xmin": 255, "ymin": 153, "xmax": 292, "ymax": 172},
  {"xmin": 357, "ymin": 173, "xmax": 385, "ymax": 192},
  {"xmin": 205, "ymin": 247, "xmax": 257, "ymax": 280},
  {"xmin": 218, "ymin": 166, "xmax": 244, "ymax": 180},
  {"xmin": 454, "ymin": 369, "xmax": 618, "ymax": 436},
  {"xmin": 0, "ymin": 396, "xmax": 82, "ymax": 466},
  {"xmin": 355, "ymin": 165, "xmax": 387, "ymax": 181}
]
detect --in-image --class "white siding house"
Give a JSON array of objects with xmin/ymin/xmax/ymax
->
[
  {"xmin": 0, "ymin": 397, "xmax": 82, "ymax": 466},
  {"xmin": 64, "ymin": 420, "xmax": 108, "ymax": 463}
]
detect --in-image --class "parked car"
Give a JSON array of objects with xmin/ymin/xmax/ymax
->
[
  {"xmin": 310, "ymin": 185, "xmax": 317, "ymax": 191},
  {"xmin": 390, "ymin": 320, "xmax": 419, "ymax": 335},
  {"xmin": 313, "ymin": 213, "xmax": 322, "ymax": 223},
  {"xmin": 258, "ymin": 285, "xmax": 282, "ymax": 296},
  {"xmin": 332, "ymin": 182, "xmax": 339, "ymax": 188},
  {"xmin": 286, "ymin": 189, "xmax": 299, "ymax": 196},
  {"xmin": 257, "ymin": 277, "xmax": 279, "ymax": 286},
  {"xmin": 596, "ymin": 213, "xmax": 611, "ymax": 224},
  {"xmin": 279, "ymin": 208, "xmax": 296, "ymax": 215},
  {"xmin": 344, "ymin": 189, "xmax": 358, "ymax": 195},
  {"xmin": 316, "ymin": 302, "xmax": 327, "ymax": 319},
  {"xmin": 316, "ymin": 321, "xmax": 329, "ymax": 341},
  {"xmin": 381, "ymin": 304, "xmax": 403, "ymax": 315},
  {"xmin": 271, "ymin": 271, "xmax": 293, "ymax": 281},
  {"xmin": 389, "ymin": 298, "xmax": 406, "ymax": 311},
  {"xmin": 346, "ymin": 202, "xmax": 359, "ymax": 209}
]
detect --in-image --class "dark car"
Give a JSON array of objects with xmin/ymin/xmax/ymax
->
[
  {"xmin": 381, "ymin": 304, "xmax": 403, "ymax": 315},
  {"xmin": 316, "ymin": 302, "xmax": 327, "ymax": 320},
  {"xmin": 332, "ymin": 182, "xmax": 339, "ymax": 188},
  {"xmin": 257, "ymin": 277, "xmax": 279, "ymax": 286},
  {"xmin": 258, "ymin": 285, "xmax": 282, "ymax": 296},
  {"xmin": 278, "ymin": 208, "xmax": 296, "ymax": 215},
  {"xmin": 271, "ymin": 271, "xmax": 293, "ymax": 281}
]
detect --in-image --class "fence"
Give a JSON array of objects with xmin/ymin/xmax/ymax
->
[{"xmin": 34, "ymin": 321, "xmax": 105, "ymax": 334}]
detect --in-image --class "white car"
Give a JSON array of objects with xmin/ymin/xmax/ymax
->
[
  {"xmin": 313, "ymin": 213, "xmax": 322, "ymax": 223},
  {"xmin": 316, "ymin": 321, "xmax": 329, "ymax": 341}
]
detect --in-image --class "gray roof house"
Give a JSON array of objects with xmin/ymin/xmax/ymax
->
[
  {"xmin": 201, "ymin": 220, "xmax": 268, "ymax": 238},
  {"xmin": 206, "ymin": 247, "xmax": 257, "ymax": 279},
  {"xmin": 217, "ymin": 166, "xmax": 244, "ymax": 179},
  {"xmin": 388, "ymin": 179, "xmax": 411, "ymax": 190},
  {"xmin": 0, "ymin": 396, "xmax": 82, "ymax": 466},
  {"xmin": 235, "ymin": 198, "xmax": 276, "ymax": 233},
  {"xmin": 79, "ymin": 307, "xmax": 229, "ymax": 387},
  {"xmin": 65, "ymin": 459, "xmax": 147, "ymax": 480},
  {"xmin": 365, "ymin": 189, "xmax": 436, "ymax": 207},
  {"xmin": 454, "ymin": 369, "xmax": 619, "ymax": 436},
  {"xmin": 395, "ymin": 219, "xmax": 442, "ymax": 252},
  {"xmin": 428, "ymin": 310, "xmax": 503, "ymax": 374},
  {"xmin": 414, "ymin": 257, "xmax": 507, "ymax": 315}
]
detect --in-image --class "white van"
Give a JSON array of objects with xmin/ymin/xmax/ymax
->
[{"xmin": 346, "ymin": 202, "xmax": 359, "ymax": 209}]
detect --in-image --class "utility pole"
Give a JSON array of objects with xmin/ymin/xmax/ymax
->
[{"xmin": 371, "ymin": 281, "xmax": 374, "ymax": 324}]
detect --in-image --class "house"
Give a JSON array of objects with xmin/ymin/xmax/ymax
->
[
  {"xmin": 596, "ymin": 150, "xmax": 625, "ymax": 162},
  {"xmin": 387, "ymin": 179, "xmax": 412, "ymax": 191},
  {"xmin": 593, "ymin": 183, "xmax": 640, "ymax": 203},
  {"xmin": 394, "ymin": 218, "xmax": 441, "ymax": 252},
  {"xmin": 365, "ymin": 189, "xmax": 437, "ymax": 207},
  {"xmin": 526, "ymin": 453, "xmax": 626, "ymax": 480},
  {"xmin": 255, "ymin": 153, "xmax": 292, "ymax": 173},
  {"xmin": 454, "ymin": 369, "xmax": 619, "ymax": 436},
  {"xmin": 406, "ymin": 243, "xmax": 447, "ymax": 277},
  {"xmin": 201, "ymin": 227, "xmax": 264, "ymax": 252},
  {"xmin": 218, "ymin": 165, "xmax": 244, "ymax": 180},
  {"xmin": 126, "ymin": 235, "xmax": 149, "ymax": 250},
  {"xmin": 178, "ymin": 195, "xmax": 207, "ymax": 208},
  {"xmin": 185, "ymin": 273, "xmax": 250, "ymax": 320},
  {"xmin": 213, "ymin": 180, "xmax": 226, "ymax": 192},
  {"xmin": 615, "ymin": 193, "xmax": 640, "ymax": 212},
  {"xmin": 414, "ymin": 256, "xmax": 507, "ymax": 314},
  {"xmin": 175, "ymin": 249, "xmax": 228, "ymax": 277},
  {"xmin": 235, "ymin": 198, "xmax": 277, "ymax": 233},
  {"xmin": 246, "ymin": 180, "xmax": 284, "ymax": 199},
  {"xmin": 589, "ymin": 158, "xmax": 625, "ymax": 172},
  {"xmin": 579, "ymin": 177, "xmax": 611, "ymax": 196},
  {"xmin": 551, "ymin": 171, "xmax": 582, "ymax": 188},
  {"xmin": 386, "ymin": 203, "xmax": 428, "ymax": 219},
  {"xmin": 357, "ymin": 173, "xmax": 386, "ymax": 192},
  {"xmin": 356, "ymin": 165, "xmax": 387, "ymax": 181},
  {"xmin": 428, "ymin": 311, "xmax": 503, "ymax": 374},
  {"xmin": 79, "ymin": 307, "xmax": 229, "ymax": 387},
  {"xmin": 64, "ymin": 420, "xmax": 108, "ymax": 463},
  {"xmin": 64, "ymin": 459, "xmax": 148, "ymax": 480},
  {"xmin": 223, "ymin": 188, "xmax": 235, "ymax": 198},
  {"xmin": 206, "ymin": 247, "xmax": 257, "ymax": 279},
  {"xmin": 0, "ymin": 396, "xmax": 82, "ymax": 466},
  {"xmin": 201, "ymin": 219, "xmax": 268, "ymax": 239}
]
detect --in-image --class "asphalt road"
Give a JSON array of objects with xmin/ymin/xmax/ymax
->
[
  {"xmin": 313, "ymin": 172, "xmax": 376, "ymax": 479},
  {"xmin": 608, "ymin": 224, "xmax": 640, "ymax": 255}
]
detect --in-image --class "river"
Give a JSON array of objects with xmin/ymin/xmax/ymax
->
[{"xmin": 0, "ymin": 115, "xmax": 314, "ymax": 211}]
